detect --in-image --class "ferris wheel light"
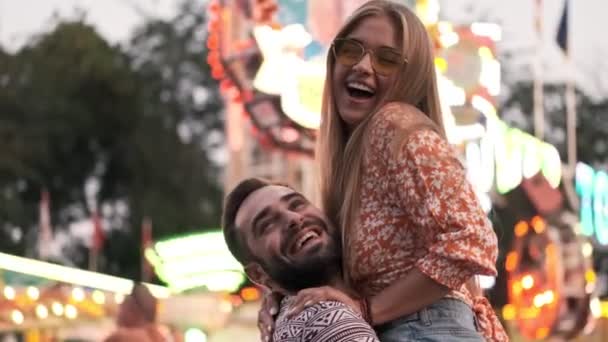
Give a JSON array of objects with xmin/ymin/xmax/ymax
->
[{"xmin": 521, "ymin": 274, "xmax": 534, "ymax": 290}]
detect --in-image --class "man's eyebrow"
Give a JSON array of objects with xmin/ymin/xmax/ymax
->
[
  {"xmin": 251, "ymin": 207, "xmax": 271, "ymax": 237},
  {"xmin": 280, "ymin": 192, "xmax": 303, "ymax": 203}
]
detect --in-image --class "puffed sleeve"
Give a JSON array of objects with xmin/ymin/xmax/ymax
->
[{"xmin": 377, "ymin": 103, "xmax": 498, "ymax": 290}]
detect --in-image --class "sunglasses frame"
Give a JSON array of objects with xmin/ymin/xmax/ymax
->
[{"xmin": 331, "ymin": 38, "xmax": 408, "ymax": 75}]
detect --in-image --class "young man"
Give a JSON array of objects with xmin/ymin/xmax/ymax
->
[{"xmin": 222, "ymin": 178, "xmax": 379, "ymax": 342}]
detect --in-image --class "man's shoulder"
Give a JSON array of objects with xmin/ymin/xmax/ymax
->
[{"xmin": 273, "ymin": 298, "xmax": 378, "ymax": 342}]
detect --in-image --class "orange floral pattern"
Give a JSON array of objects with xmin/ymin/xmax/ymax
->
[{"xmin": 347, "ymin": 102, "xmax": 508, "ymax": 341}]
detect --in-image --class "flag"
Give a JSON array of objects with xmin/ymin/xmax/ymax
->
[
  {"xmin": 556, "ymin": 0, "xmax": 569, "ymax": 53},
  {"xmin": 38, "ymin": 189, "xmax": 53, "ymax": 259},
  {"xmin": 91, "ymin": 208, "xmax": 105, "ymax": 253},
  {"xmin": 141, "ymin": 217, "xmax": 154, "ymax": 281}
]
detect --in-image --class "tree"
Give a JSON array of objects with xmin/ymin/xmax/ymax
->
[
  {"xmin": 501, "ymin": 82, "xmax": 608, "ymax": 166},
  {"xmin": 0, "ymin": 2, "xmax": 225, "ymax": 280}
]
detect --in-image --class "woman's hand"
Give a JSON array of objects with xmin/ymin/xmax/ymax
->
[
  {"xmin": 286, "ymin": 286, "xmax": 361, "ymax": 319},
  {"xmin": 258, "ymin": 291, "xmax": 282, "ymax": 342}
]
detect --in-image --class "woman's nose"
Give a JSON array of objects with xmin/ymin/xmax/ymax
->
[{"xmin": 352, "ymin": 52, "xmax": 373, "ymax": 74}]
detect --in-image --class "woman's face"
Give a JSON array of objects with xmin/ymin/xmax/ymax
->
[{"xmin": 332, "ymin": 15, "xmax": 400, "ymax": 130}]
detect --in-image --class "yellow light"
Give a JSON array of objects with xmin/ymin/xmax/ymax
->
[
  {"xmin": 434, "ymin": 57, "xmax": 448, "ymax": 73},
  {"xmin": 505, "ymin": 252, "xmax": 518, "ymax": 271},
  {"xmin": 51, "ymin": 302, "xmax": 64, "ymax": 316},
  {"xmin": 36, "ymin": 304, "xmax": 49, "ymax": 319},
  {"xmin": 585, "ymin": 270, "xmax": 597, "ymax": 284},
  {"xmin": 521, "ymin": 275, "xmax": 534, "ymax": 290},
  {"xmin": 65, "ymin": 304, "xmax": 78, "ymax": 320},
  {"xmin": 536, "ymin": 327, "xmax": 549, "ymax": 339},
  {"xmin": 0, "ymin": 252, "xmax": 170, "ymax": 298},
  {"xmin": 478, "ymin": 46, "xmax": 494, "ymax": 60},
  {"xmin": 72, "ymin": 287, "xmax": 85, "ymax": 302},
  {"xmin": 27, "ymin": 286, "xmax": 40, "ymax": 300},
  {"xmin": 582, "ymin": 242, "xmax": 593, "ymax": 258},
  {"xmin": 521, "ymin": 307, "xmax": 540, "ymax": 319},
  {"xmin": 3, "ymin": 286, "xmax": 16, "ymax": 300},
  {"xmin": 531, "ymin": 216, "xmax": 546, "ymax": 234},
  {"xmin": 514, "ymin": 221, "xmax": 529, "ymax": 237},
  {"xmin": 512, "ymin": 281, "xmax": 522, "ymax": 296},
  {"xmin": 11, "ymin": 310, "xmax": 24, "ymax": 325},
  {"xmin": 502, "ymin": 304, "xmax": 516, "ymax": 321},
  {"xmin": 601, "ymin": 301, "xmax": 608, "ymax": 318},
  {"xmin": 115, "ymin": 293, "xmax": 125, "ymax": 304},
  {"xmin": 92, "ymin": 290, "xmax": 106, "ymax": 305}
]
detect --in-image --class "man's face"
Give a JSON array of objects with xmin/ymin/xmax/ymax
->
[{"xmin": 235, "ymin": 186, "xmax": 341, "ymax": 292}]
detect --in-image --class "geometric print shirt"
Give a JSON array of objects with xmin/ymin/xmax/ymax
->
[{"xmin": 273, "ymin": 297, "xmax": 379, "ymax": 342}]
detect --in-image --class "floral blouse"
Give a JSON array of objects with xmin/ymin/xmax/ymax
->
[{"xmin": 347, "ymin": 102, "xmax": 507, "ymax": 341}]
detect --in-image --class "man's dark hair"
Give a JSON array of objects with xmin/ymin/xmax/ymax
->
[{"xmin": 222, "ymin": 177, "xmax": 276, "ymax": 264}]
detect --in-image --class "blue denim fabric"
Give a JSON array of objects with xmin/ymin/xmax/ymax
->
[{"xmin": 375, "ymin": 298, "xmax": 484, "ymax": 341}]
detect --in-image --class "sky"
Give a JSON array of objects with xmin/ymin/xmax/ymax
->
[{"xmin": 1, "ymin": 0, "xmax": 606, "ymax": 98}]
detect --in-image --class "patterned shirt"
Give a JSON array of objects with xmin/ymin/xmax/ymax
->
[
  {"xmin": 273, "ymin": 297, "xmax": 379, "ymax": 342},
  {"xmin": 346, "ymin": 102, "xmax": 507, "ymax": 341}
]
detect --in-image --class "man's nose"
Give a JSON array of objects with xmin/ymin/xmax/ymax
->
[
  {"xmin": 285, "ymin": 211, "xmax": 304, "ymax": 232},
  {"xmin": 352, "ymin": 52, "xmax": 373, "ymax": 74}
]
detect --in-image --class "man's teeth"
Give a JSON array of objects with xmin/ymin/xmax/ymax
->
[
  {"xmin": 347, "ymin": 82, "xmax": 375, "ymax": 93},
  {"xmin": 296, "ymin": 231, "xmax": 319, "ymax": 249}
]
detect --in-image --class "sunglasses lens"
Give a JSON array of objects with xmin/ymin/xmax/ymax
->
[
  {"xmin": 373, "ymin": 48, "xmax": 403, "ymax": 75},
  {"xmin": 334, "ymin": 40, "xmax": 364, "ymax": 66}
]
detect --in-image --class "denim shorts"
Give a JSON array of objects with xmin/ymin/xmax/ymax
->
[{"xmin": 374, "ymin": 298, "xmax": 484, "ymax": 341}]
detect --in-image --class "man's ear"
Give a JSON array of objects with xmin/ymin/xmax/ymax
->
[{"xmin": 245, "ymin": 263, "xmax": 280, "ymax": 292}]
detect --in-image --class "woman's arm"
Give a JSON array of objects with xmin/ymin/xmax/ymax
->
[{"xmin": 368, "ymin": 268, "xmax": 449, "ymax": 325}]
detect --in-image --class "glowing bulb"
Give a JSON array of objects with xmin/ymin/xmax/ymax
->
[
  {"xmin": 582, "ymin": 242, "xmax": 593, "ymax": 258},
  {"xmin": 92, "ymin": 290, "xmax": 106, "ymax": 305},
  {"xmin": 51, "ymin": 302, "xmax": 64, "ymax": 316},
  {"xmin": 72, "ymin": 287, "xmax": 85, "ymax": 302},
  {"xmin": 115, "ymin": 293, "xmax": 125, "ymax": 304},
  {"xmin": 3, "ymin": 286, "xmax": 16, "ymax": 300},
  {"xmin": 65, "ymin": 304, "xmax": 78, "ymax": 320},
  {"xmin": 514, "ymin": 222, "xmax": 529, "ymax": 237},
  {"xmin": 184, "ymin": 328, "xmax": 207, "ymax": 342},
  {"xmin": 502, "ymin": 304, "xmax": 516, "ymax": 321},
  {"xmin": 36, "ymin": 304, "xmax": 49, "ymax": 319},
  {"xmin": 590, "ymin": 298, "xmax": 601, "ymax": 318},
  {"xmin": 27, "ymin": 286, "xmax": 40, "ymax": 300},
  {"xmin": 505, "ymin": 252, "xmax": 518, "ymax": 272},
  {"xmin": 521, "ymin": 275, "xmax": 534, "ymax": 290},
  {"xmin": 11, "ymin": 310, "xmax": 24, "ymax": 325}
]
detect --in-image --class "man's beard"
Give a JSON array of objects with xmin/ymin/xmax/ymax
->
[{"xmin": 262, "ymin": 240, "xmax": 342, "ymax": 293}]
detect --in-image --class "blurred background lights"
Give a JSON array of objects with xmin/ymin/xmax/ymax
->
[{"xmin": 184, "ymin": 328, "xmax": 207, "ymax": 342}]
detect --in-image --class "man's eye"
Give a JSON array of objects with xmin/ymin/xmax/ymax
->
[
  {"xmin": 260, "ymin": 222, "xmax": 274, "ymax": 234},
  {"xmin": 289, "ymin": 200, "xmax": 305, "ymax": 210}
]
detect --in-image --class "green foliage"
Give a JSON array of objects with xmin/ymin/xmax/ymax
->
[
  {"xmin": 501, "ymin": 82, "xmax": 608, "ymax": 165},
  {"xmin": 0, "ymin": 0, "xmax": 224, "ymax": 280}
]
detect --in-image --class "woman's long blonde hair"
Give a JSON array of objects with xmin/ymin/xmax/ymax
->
[{"xmin": 316, "ymin": 0, "xmax": 446, "ymax": 278}]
